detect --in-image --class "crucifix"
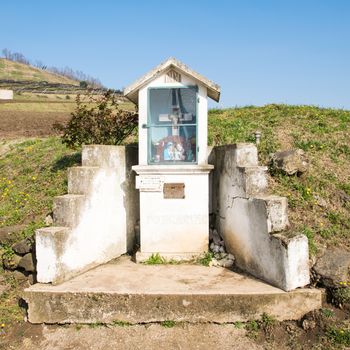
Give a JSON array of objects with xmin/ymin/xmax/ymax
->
[{"xmin": 159, "ymin": 88, "xmax": 193, "ymax": 136}]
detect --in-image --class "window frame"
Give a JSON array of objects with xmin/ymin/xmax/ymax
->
[{"xmin": 147, "ymin": 85, "xmax": 198, "ymax": 165}]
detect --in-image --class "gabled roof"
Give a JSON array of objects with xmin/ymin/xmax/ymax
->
[{"xmin": 124, "ymin": 57, "xmax": 221, "ymax": 104}]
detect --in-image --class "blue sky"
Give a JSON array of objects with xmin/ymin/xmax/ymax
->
[{"xmin": 1, "ymin": 0, "xmax": 349, "ymax": 108}]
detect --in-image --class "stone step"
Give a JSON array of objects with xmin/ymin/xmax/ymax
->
[
  {"xmin": 23, "ymin": 257, "xmax": 323, "ymax": 324},
  {"xmin": 53, "ymin": 194, "xmax": 86, "ymax": 228},
  {"xmin": 68, "ymin": 166, "xmax": 99, "ymax": 195}
]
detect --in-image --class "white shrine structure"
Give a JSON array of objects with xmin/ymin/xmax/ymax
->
[
  {"xmin": 32, "ymin": 57, "xmax": 310, "ymax": 294},
  {"xmin": 124, "ymin": 57, "xmax": 220, "ymax": 261},
  {"xmin": 24, "ymin": 56, "xmax": 319, "ymax": 327}
]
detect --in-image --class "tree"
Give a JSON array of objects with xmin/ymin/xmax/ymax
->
[
  {"xmin": 2, "ymin": 48, "xmax": 10, "ymax": 59},
  {"xmin": 54, "ymin": 90, "xmax": 138, "ymax": 148}
]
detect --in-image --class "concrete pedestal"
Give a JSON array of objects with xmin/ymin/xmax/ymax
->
[{"xmin": 133, "ymin": 165, "xmax": 213, "ymax": 260}]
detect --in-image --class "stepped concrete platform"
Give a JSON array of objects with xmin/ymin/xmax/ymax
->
[{"xmin": 23, "ymin": 257, "xmax": 322, "ymax": 324}]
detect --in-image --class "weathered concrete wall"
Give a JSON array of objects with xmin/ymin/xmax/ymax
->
[
  {"xmin": 209, "ymin": 144, "xmax": 310, "ymax": 291},
  {"xmin": 36, "ymin": 145, "xmax": 139, "ymax": 284},
  {"xmin": 0, "ymin": 89, "xmax": 13, "ymax": 100}
]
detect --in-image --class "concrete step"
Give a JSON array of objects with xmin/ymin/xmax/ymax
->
[
  {"xmin": 256, "ymin": 195, "xmax": 289, "ymax": 232},
  {"xmin": 53, "ymin": 194, "xmax": 86, "ymax": 228},
  {"xmin": 233, "ymin": 143, "xmax": 259, "ymax": 167},
  {"xmin": 240, "ymin": 166, "xmax": 268, "ymax": 197},
  {"xmin": 35, "ymin": 226, "xmax": 70, "ymax": 284},
  {"xmin": 23, "ymin": 257, "xmax": 323, "ymax": 324},
  {"xmin": 68, "ymin": 166, "xmax": 99, "ymax": 195},
  {"xmin": 82, "ymin": 144, "xmax": 138, "ymax": 168}
]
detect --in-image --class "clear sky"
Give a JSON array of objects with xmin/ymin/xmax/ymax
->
[{"xmin": 1, "ymin": 0, "xmax": 349, "ymax": 109}]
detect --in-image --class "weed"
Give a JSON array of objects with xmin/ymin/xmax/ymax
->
[
  {"xmin": 233, "ymin": 321, "xmax": 244, "ymax": 329},
  {"xmin": 321, "ymin": 308, "xmax": 334, "ymax": 318},
  {"xmin": 331, "ymin": 288, "xmax": 350, "ymax": 307},
  {"xmin": 112, "ymin": 320, "xmax": 132, "ymax": 327},
  {"xmin": 1, "ymin": 245, "xmax": 14, "ymax": 260},
  {"xmin": 88, "ymin": 322, "xmax": 105, "ymax": 328},
  {"xmin": 260, "ymin": 313, "xmax": 277, "ymax": 328},
  {"xmin": 246, "ymin": 320, "xmax": 259, "ymax": 332},
  {"xmin": 197, "ymin": 252, "xmax": 213, "ymax": 266},
  {"xmin": 161, "ymin": 320, "xmax": 176, "ymax": 328},
  {"xmin": 327, "ymin": 326, "xmax": 350, "ymax": 346},
  {"xmin": 245, "ymin": 320, "xmax": 260, "ymax": 339},
  {"xmin": 143, "ymin": 253, "xmax": 167, "ymax": 265}
]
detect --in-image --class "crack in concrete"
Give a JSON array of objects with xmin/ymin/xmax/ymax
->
[{"xmin": 226, "ymin": 195, "xmax": 249, "ymax": 210}]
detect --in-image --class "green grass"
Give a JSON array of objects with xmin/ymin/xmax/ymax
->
[{"xmin": 0, "ymin": 138, "xmax": 80, "ymax": 231}]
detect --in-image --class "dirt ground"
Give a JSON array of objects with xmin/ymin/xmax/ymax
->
[
  {"xmin": 0, "ymin": 111, "xmax": 69, "ymax": 138},
  {"xmin": 1, "ymin": 306, "xmax": 349, "ymax": 350},
  {"xmin": 1, "ymin": 323, "xmax": 263, "ymax": 350}
]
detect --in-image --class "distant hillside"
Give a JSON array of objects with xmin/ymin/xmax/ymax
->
[{"xmin": 0, "ymin": 58, "xmax": 78, "ymax": 85}]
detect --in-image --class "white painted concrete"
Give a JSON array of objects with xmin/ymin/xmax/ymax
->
[
  {"xmin": 61, "ymin": 168, "xmax": 126, "ymax": 270},
  {"xmin": 133, "ymin": 165, "xmax": 212, "ymax": 257},
  {"xmin": 0, "ymin": 89, "xmax": 13, "ymax": 100}
]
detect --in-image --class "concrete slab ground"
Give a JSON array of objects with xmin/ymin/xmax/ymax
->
[{"xmin": 23, "ymin": 256, "xmax": 322, "ymax": 324}]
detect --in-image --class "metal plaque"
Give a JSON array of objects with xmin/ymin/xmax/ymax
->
[{"xmin": 163, "ymin": 183, "xmax": 185, "ymax": 199}]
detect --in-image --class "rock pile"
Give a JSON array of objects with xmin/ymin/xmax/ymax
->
[
  {"xmin": 209, "ymin": 228, "xmax": 235, "ymax": 268},
  {"xmin": 2, "ymin": 236, "xmax": 36, "ymax": 284},
  {"xmin": 312, "ymin": 247, "xmax": 350, "ymax": 308}
]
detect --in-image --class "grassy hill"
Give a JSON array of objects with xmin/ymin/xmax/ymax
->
[{"xmin": 0, "ymin": 58, "xmax": 78, "ymax": 85}]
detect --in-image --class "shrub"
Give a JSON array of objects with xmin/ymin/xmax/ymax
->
[
  {"xmin": 79, "ymin": 80, "xmax": 88, "ymax": 88},
  {"xmin": 54, "ymin": 90, "xmax": 138, "ymax": 148}
]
